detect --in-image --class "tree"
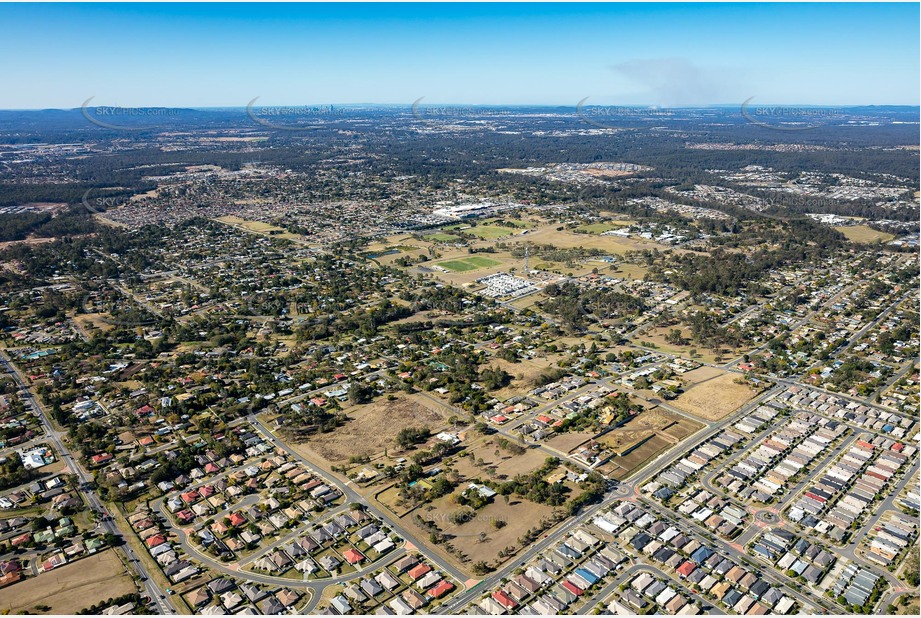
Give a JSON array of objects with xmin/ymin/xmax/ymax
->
[
  {"xmin": 471, "ymin": 561, "xmax": 491, "ymax": 575},
  {"xmin": 396, "ymin": 427, "xmax": 431, "ymax": 448},
  {"xmin": 348, "ymin": 382, "xmax": 374, "ymax": 404}
]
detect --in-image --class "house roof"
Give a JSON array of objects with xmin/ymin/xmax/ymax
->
[
  {"xmin": 343, "ymin": 548, "xmax": 365, "ymax": 564},
  {"xmin": 428, "ymin": 580, "xmax": 454, "ymax": 598}
]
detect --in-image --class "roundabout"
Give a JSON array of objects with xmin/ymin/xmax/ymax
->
[{"xmin": 755, "ymin": 509, "xmax": 779, "ymax": 525}]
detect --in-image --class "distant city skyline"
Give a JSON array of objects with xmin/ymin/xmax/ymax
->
[{"xmin": 1, "ymin": 2, "xmax": 918, "ymax": 109}]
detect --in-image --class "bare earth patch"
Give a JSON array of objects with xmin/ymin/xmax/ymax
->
[
  {"xmin": 545, "ymin": 431, "xmax": 597, "ymax": 454},
  {"xmin": 598, "ymin": 409, "xmax": 705, "ymax": 479}
]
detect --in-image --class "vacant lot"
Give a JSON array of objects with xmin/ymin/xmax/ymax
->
[
  {"xmin": 599, "ymin": 410, "xmax": 679, "ymax": 455},
  {"xmin": 297, "ymin": 393, "xmax": 451, "ymax": 463},
  {"xmin": 545, "ymin": 430, "xmax": 598, "ymax": 454},
  {"xmin": 835, "ymin": 225, "xmax": 895, "ymax": 243},
  {"xmin": 670, "ymin": 367, "xmax": 759, "ymax": 421},
  {"xmin": 608, "ymin": 433, "xmax": 672, "ymax": 479},
  {"xmin": 74, "ymin": 313, "xmax": 117, "ymax": 333},
  {"xmin": 0, "ymin": 550, "xmax": 136, "ymax": 614},
  {"xmin": 608, "ymin": 262, "xmax": 650, "ymax": 281}
]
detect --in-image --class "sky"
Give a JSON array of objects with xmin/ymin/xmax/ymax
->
[{"xmin": 1, "ymin": 2, "xmax": 918, "ymax": 108}]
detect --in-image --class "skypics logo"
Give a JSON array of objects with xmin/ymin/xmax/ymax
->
[
  {"xmin": 410, "ymin": 97, "xmax": 510, "ymax": 129},
  {"xmin": 81, "ymin": 188, "xmax": 132, "ymax": 215},
  {"xmin": 741, "ymin": 97, "xmax": 844, "ymax": 131},
  {"xmin": 246, "ymin": 97, "xmax": 343, "ymax": 131},
  {"xmin": 81, "ymin": 97, "xmax": 180, "ymax": 131},
  {"xmin": 576, "ymin": 97, "xmax": 676, "ymax": 130}
]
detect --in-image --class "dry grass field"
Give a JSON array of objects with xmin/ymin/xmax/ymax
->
[
  {"xmin": 608, "ymin": 262, "xmax": 650, "ymax": 280},
  {"xmin": 835, "ymin": 225, "xmax": 895, "ymax": 243},
  {"xmin": 0, "ymin": 550, "xmax": 137, "ymax": 615},
  {"xmin": 408, "ymin": 496, "xmax": 558, "ymax": 567},
  {"xmin": 295, "ymin": 393, "xmax": 451, "ymax": 463},
  {"xmin": 598, "ymin": 411, "xmax": 677, "ymax": 454},
  {"xmin": 214, "ymin": 215, "xmax": 301, "ymax": 240},
  {"xmin": 73, "ymin": 313, "xmax": 117, "ymax": 332},
  {"xmin": 481, "ymin": 355, "xmax": 561, "ymax": 398},
  {"xmin": 373, "ymin": 431, "xmax": 566, "ymax": 572},
  {"xmin": 670, "ymin": 367, "xmax": 759, "ymax": 421},
  {"xmin": 451, "ymin": 440, "xmax": 552, "ymax": 482},
  {"xmin": 635, "ymin": 326, "xmax": 752, "ymax": 364},
  {"xmin": 520, "ymin": 224, "xmax": 677, "ymax": 255}
]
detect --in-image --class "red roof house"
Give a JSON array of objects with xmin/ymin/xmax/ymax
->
[
  {"xmin": 492, "ymin": 590, "xmax": 518, "ymax": 610},
  {"xmin": 408, "ymin": 564, "xmax": 432, "ymax": 580},
  {"xmin": 343, "ymin": 548, "xmax": 365, "ymax": 564},
  {"xmin": 91, "ymin": 453, "xmax": 113, "ymax": 465},
  {"xmin": 562, "ymin": 580, "xmax": 584, "ymax": 596},
  {"xmin": 428, "ymin": 580, "xmax": 454, "ymax": 598},
  {"xmin": 145, "ymin": 534, "xmax": 166, "ymax": 548},
  {"xmin": 677, "ymin": 561, "xmax": 697, "ymax": 577}
]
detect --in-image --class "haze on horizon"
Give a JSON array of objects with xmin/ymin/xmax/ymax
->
[{"xmin": 0, "ymin": 2, "xmax": 918, "ymax": 109}]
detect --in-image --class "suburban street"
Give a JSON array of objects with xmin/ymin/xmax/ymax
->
[{"xmin": 0, "ymin": 351, "xmax": 178, "ymax": 616}]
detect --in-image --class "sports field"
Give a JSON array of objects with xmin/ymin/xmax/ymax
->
[
  {"xmin": 437, "ymin": 256, "xmax": 501, "ymax": 272},
  {"xmin": 445, "ymin": 224, "xmax": 524, "ymax": 239},
  {"xmin": 425, "ymin": 232, "xmax": 464, "ymax": 243}
]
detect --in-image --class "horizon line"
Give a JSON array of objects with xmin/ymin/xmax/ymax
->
[{"xmin": 2, "ymin": 103, "xmax": 920, "ymax": 112}]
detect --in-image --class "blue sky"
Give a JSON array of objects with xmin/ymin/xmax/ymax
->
[{"xmin": 1, "ymin": 2, "xmax": 918, "ymax": 108}]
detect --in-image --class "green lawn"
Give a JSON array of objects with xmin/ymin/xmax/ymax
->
[
  {"xmin": 496, "ymin": 218, "xmax": 531, "ymax": 228},
  {"xmin": 576, "ymin": 222, "xmax": 629, "ymax": 234},
  {"xmin": 461, "ymin": 225, "xmax": 522, "ymax": 239},
  {"xmin": 465, "ymin": 256, "xmax": 501, "ymax": 267},
  {"xmin": 438, "ymin": 260, "xmax": 479, "ymax": 272},
  {"xmin": 437, "ymin": 256, "xmax": 501, "ymax": 272},
  {"xmin": 425, "ymin": 232, "xmax": 464, "ymax": 243}
]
